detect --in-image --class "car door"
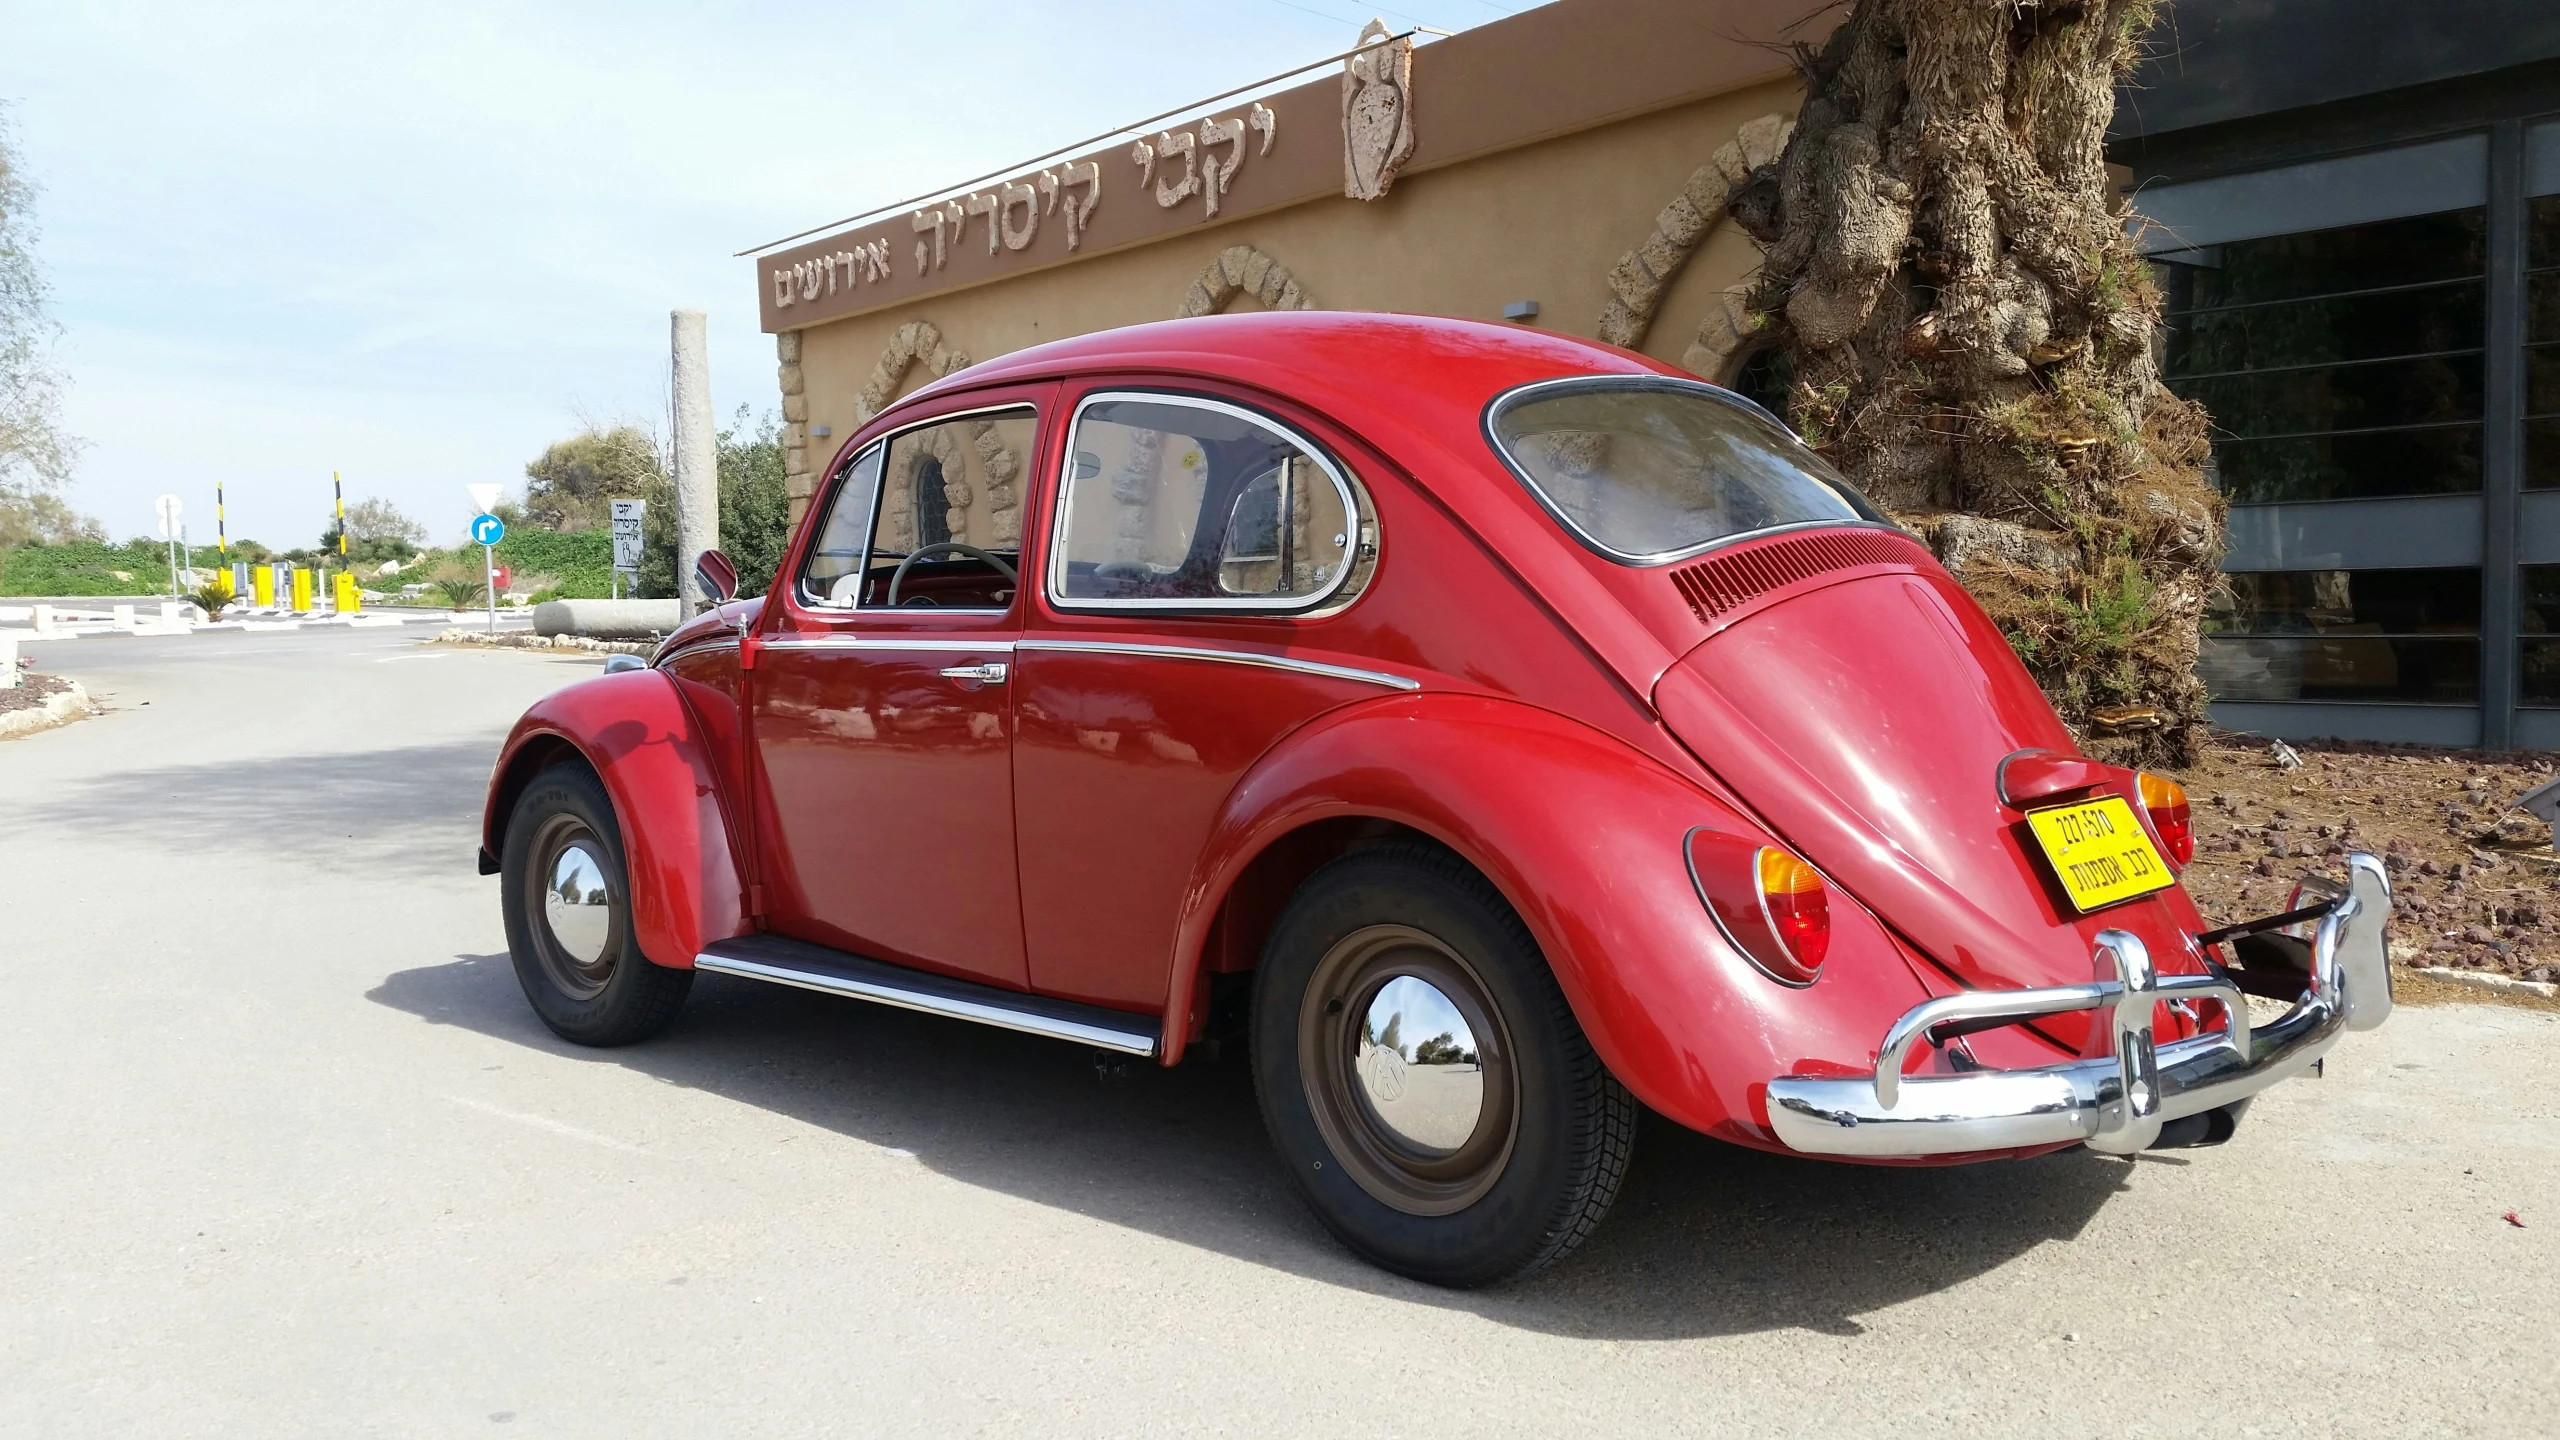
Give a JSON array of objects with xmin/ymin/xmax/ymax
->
[
  {"xmin": 749, "ymin": 391, "xmax": 1049, "ymax": 990},
  {"xmin": 1013, "ymin": 386, "xmax": 1392, "ymax": 1011}
]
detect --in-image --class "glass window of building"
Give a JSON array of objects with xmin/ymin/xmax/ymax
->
[
  {"xmin": 2201, "ymin": 567, "xmax": 2482, "ymax": 704},
  {"xmin": 2525, "ymin": 566, "xmax": 2560, "ymax": 707},
  {"xmin": 2156, "ymin": 209, "xmax": 2488, "ymax": 504},
  {"xmin": 2532, "ymin": 195, "xmax": 2560, "ymax": 492}
]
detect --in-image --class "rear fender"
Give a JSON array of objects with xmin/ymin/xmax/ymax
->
[
  {"xmin": 481, "ymin": 669, "xmax": 749, "ymax": 970},
  {"xmin": 1165, "ymin": 692, "xmax": 1933, "ymax": 1145}
]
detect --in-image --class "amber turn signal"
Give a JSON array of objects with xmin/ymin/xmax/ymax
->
[
  {"xmin": 1754, "ymin": 847, "xmax": 1830, "ymax": 981},
  {"xmin": 2137, "ymin": 772, "xmax": 2194, "ymax": 867}
]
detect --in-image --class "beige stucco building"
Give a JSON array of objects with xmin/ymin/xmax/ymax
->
[{"xmin": 748, "ymin": 0, "xmax": 1816, "ymax": 532}]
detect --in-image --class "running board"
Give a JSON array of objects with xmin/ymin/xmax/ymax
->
[{"xmin": 694, "ymin": 934, "xmax": 1160, "ymax": 1058}]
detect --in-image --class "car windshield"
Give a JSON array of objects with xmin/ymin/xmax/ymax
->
[{"xmin": 1487, "ymin": 379, "xmax": 1885, "ymax": 563}]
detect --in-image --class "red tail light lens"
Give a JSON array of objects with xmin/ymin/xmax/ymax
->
[
  {"xmin": 1755, "ymin": 847, "xmax": 1830, "ymax": 981},
  {"xmin": 2137, "ymin": 772, "xmax": 2194, "ymax": 866},
  {"xmin": 1686, "ymin": 830, "xmax": 1832, "ymax": 986}
]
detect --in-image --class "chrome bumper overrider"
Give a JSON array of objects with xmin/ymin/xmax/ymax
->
[{"xmin": 1767, "ymin": 853, "xmax": 2393, "ymax": 1158}]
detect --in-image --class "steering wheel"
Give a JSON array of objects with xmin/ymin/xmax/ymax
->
[{"xmin": 884, "ymin": 542, "xmax": 1019, "ymax": 608}]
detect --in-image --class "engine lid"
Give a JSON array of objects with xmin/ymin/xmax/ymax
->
[{"xmin": 1652, "ymin": 564, "xmax": 2211, "ymax": 1030}]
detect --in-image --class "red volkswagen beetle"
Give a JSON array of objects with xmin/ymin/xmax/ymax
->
[{"xmin": 480, "ymin": 312, "xmax": 2393, "ymax": 1287}]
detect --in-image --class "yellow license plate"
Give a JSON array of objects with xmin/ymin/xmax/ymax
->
[{"xmin": 2026, "ymin": 795, "xmax": 2174, "ymax": 913}]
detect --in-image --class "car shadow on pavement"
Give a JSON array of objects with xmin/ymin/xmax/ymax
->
[
  {"xmin": 371, "ymin": 953, "xmax": 2132, "ymax": 1340},
  {"xmin": 24, "ymin": 739, "xmax": 496, "ymax": 875}
]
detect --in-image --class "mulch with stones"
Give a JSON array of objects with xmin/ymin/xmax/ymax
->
[
  {"xmin": 0, "ymin": 669, "xmax": 71, "ymax": 715},
  {"xmin": 2167, "ymin": 731, "xmax": 2559, "ymax": 984}
]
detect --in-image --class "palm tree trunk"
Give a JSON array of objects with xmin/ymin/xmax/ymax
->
[{"xmin": 1736, "ymin": 0, "xmax": 2219, "ymax": 765}]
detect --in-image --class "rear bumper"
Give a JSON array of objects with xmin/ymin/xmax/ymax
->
[{"xmin": 1766, "ymin": 854, "xmax": 2393, "ymax": 1158}]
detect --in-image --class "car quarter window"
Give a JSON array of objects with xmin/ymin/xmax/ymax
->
[
  {"xmin": 797, "ymin": 406, "xmax": 1037, "ymax": 611},
  {"xmin": 1050, "ymin": 393, "xmax": 1361, "ymax": 610}
]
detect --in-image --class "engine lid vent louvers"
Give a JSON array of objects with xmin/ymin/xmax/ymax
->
[{"xmin": 1668, "ymin": 528, "xmax": 1936, "ymax": 624}]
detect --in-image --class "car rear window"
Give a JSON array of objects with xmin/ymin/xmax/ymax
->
[{"xmin": 1486, "ymin": 378, "xmax": 1886, "ymax": 564}]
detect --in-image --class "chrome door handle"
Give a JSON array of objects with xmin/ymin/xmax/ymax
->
[{"xmin": 938, "ymin": 662, "xmax": 1008, "ymax": 685}]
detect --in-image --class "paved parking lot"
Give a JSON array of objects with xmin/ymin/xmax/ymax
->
[{"xmin": 3, "ymin": 628, "xmax": 2554, "ymax": 1437}]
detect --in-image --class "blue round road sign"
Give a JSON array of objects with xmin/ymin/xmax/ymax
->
[{"xmin": 471, "ymin": 513, "xmax": 505, "ymax": 546}]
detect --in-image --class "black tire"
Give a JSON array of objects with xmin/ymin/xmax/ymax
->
[
  {"xmin": 500, "ymin": 762, "xmax": 692, "ymax": 1045},
  {"xmin": 1252, "ymin": 841, "xmax": 1636, "ymax": 1287}
]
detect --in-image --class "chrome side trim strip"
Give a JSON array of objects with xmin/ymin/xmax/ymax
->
[
  {"xmin": 695, "ymin": 949, "xmax": 1159, "ymax": 1057},
  {"xmin": 1016, "ymin": 637, "xmax": 1422, "ymax": 691},
  {"xmin": 760, "ymin": 636, "xmax": 1020, "ymax": 653}
]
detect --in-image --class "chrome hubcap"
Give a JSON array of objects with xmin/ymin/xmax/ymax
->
[
  {"xmin": 544, "ymin": 843, "xmax": 614, "ymax": 966},
  {"xmin": 1355, "ymin": 976, "xmax": 1485, "ymax": 1156},
  {"xmin": 528, "ymin": 817, "xmax": 620, "ymax": 1000},
  {"xmin": 1299, "ymin": 924, "xmax": 1519, "ymax": 1216}
]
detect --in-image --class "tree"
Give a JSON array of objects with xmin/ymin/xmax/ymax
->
[
  {"xmin": 321, "ymin": 496, "xmax": 428, "ymax": 565},
  {"xmin": 0, "ymin": 486, "xmax": 103, "ymax": 548},
  {"xmin": 0, "ymin": 102, "xmax": 91, "ymax": 547},
  {"xmin": 341, "ymin": 496, "xmax": 428, "ymax": 546},
  {"xmin": 635, "ymin": 407, "xmax": 790, "ymax": 599},
  {"xmin": 1732, "ymin": 0, "xmax": 2217, "ymax": 765},
  {"xmin": 522, "ymin": 424, "xmax": 664, "ymax": 532}
]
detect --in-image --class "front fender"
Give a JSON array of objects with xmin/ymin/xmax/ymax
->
[
  {"xmin": 1166, "ymin": 692, "xmax": 1934, "ymax": 1147},
  {"xmin": 481, "ymin": 669, "xmax": 748, "ymax": 970}
]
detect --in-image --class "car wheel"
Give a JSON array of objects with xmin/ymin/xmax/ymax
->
[
  {"xmin": 1252, "ymin": 841, "xmax": 1636, "ymax": 1287},
  {"xmin": 500, "ymin": 762, "xmax": 692, "ymax": 1046}
]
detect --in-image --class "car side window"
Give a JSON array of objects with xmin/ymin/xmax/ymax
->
[
  {"xmin": 1050, "ymin": 393, "xmax": 1362, "ymax": 611},
  {"xmin": 800, "ymin": 444, "xmax": 884, "ymax": 605},
  {"xmin": 797, "ymin": 406, "xmax": 1036, "ymax": 611}
]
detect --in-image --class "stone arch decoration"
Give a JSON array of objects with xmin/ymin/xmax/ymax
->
[
  {"xmin": 844, "ymin": 319, "xmax": 1027, "ymax": 546},
  {"xmin": 1593, "ymin": 113, "xmax": 1793, "ymax": 358},
  {"xmin": 1681, "ymin": 281, "xmax": 1772, "ymax": 384},
  {"xmin": 855, "ymin": 319, "xmax": 972, "ymax": 422},
  {"xmin": 1175, "ymin": 245, "xmax": 1317, "ymax": 319}
]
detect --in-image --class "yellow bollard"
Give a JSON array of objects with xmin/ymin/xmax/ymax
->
[
  {"xmin": 334, "ymin": 572, "xmax": 359, "ymax": 613},
  {"xmin": 290, "ymin": 568, "xmax": 312, "ymax": 613},
  {"xmin": 252, "ymin": 566, "xmax": 275, "ymax": 608}
]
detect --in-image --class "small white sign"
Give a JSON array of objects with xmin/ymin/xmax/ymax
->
[
  {"xmin": 610, "ymin": 499, "xmax": 646, "ymax": 573},
  {"xmin": 465, "ymin": 482, "xmax": 503, "ymax": 514},
  {"xmin": 154, "ymin": 494, "xmax": 183, "ymax": 539}
]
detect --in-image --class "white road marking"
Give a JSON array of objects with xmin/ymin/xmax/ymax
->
[{"xmin": 442, "ymin": 1095, "xmax": 646, "ymax": 1154}]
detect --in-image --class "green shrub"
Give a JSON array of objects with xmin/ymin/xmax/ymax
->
[
  {"xmin": 494, "ymin": 529, "xmax": 613, "ymax": 598},
  {"xmin": 0, "ymin": 539, "xmax": 181, "ymax": 596}
]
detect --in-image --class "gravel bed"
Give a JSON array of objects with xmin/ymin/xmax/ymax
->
[
  {"xmin": 0, "ymin": 670, "xmax": 71, "ymax": 714},
  {"xmin": 2168, "ymin": 731, "xmax": 2559, "ymax": 983}
]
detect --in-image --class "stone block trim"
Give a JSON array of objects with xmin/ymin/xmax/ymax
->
[
  {"xmin": 1594, "ymin": 112, "xmax": 1793, "ymax": 352},
  {"xmin": 1677, "ymin": 283, "xmax": 1769, "ymax": 382},
  {"xmin": 1176, "ymin": 245, "xmax": 1317, "ymax": 318}
]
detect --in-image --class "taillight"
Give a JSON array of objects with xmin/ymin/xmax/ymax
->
[
  {"xmin": 2138, "ymin": 772, "xmax": 2194, "ymax": 866},
  {"xmin": 1755, "ymin": 847, "xmax": 1830, "ymax": 979},
  {"xmin": 1687, "ymin": 828, "xmax": 1830, "ymax": 986}
]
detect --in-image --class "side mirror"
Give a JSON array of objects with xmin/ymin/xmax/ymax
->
[
  {"xmin": 692, "ymin": 549, "xmax": 738, "ymax": 605},
  {"xmin": 1073, "ymin": 450, "xmax": 1103, "ymax": 480}
]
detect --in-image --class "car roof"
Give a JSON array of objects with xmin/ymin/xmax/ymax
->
[{"xmin": 890, "ymin": 311, "xmax": 1684, "ymax": 467}]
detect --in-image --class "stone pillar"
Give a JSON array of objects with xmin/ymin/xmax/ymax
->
[
  {"xmin": 671, "ymin": 309, "xmax": 719, "ymax": 614},
  {"xmin": 778, "ymin": 330, "xmax": 813, "ymax": 528}
]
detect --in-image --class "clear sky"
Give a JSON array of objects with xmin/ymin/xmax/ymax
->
[{"xmin": 2, "ymin": 0, "xmax": 1508, "ymax": 551}]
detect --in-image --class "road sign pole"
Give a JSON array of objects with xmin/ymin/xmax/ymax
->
[
  {"xmin": 483, "ymin": 542, "xmax": 497, "ymax": 634},
  {"xmin": 334, "ymin": 471, "xmax": 347, "ymax": 563}
]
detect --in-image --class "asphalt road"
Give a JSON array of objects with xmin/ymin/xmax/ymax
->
[{"xmin": 4, "ymin": 627, "xmax": 2555, "ymax": 1437}]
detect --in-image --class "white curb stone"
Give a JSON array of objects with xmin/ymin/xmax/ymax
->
[
  {"xmin": 0, "ymin": 679, "xmax": 97, "ymax": 741},
  {"xmin": 2417, "ymin": 967, "xmax": 2560, "ymax": 1000}
]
